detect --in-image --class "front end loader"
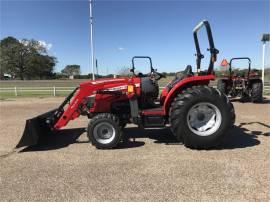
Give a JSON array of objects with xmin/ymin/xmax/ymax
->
[{"xmin": 17, "ymin": 20, "xmax": 235, "ymax": 150}]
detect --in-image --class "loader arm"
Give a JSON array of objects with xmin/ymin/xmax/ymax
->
[{"xmin": 53, "ymin": 79, "xmax": 131, "ymax": 130}]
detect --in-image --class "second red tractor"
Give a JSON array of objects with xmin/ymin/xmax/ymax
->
[{"xmin": 217, "ymin": 57, "xmax": 263, "ymax": 102}]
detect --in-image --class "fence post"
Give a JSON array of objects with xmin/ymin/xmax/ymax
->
[
  {"xmin": 14, "ymin": 87, "xmax": 18, "ymax": 96},
  {"xmin": 53, "ymin": 86, "xmax": 56, "ymax": 96}
]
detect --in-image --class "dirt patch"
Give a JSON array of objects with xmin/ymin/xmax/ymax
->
[{"xmin": 0, "ymin": 98, "xmax": 269, "ymax": 201}]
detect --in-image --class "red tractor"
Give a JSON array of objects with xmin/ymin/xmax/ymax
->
[
  {"xmin": 17, "ymin": 20, "xmax": 235, "ymax": 150},
  {"xmin": 217, "ymin": 57, "xmax": 263, "ymax": 102}
]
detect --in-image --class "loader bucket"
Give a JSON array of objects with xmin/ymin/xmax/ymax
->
[{"xmin": 16, "ymin": 109, "xmax": 58, "ymax": 148}]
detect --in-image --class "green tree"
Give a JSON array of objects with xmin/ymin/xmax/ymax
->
[
  {"xmin": 61, "ymin": 65, "xmax": 81, "ymax": 76},
  {"xmin": 0, "ymin": 36, "xmax": 56, "ymax": 80},
  {"xmin": 26, "ymin": 55, "xmax": 57, "ymax": 79}
]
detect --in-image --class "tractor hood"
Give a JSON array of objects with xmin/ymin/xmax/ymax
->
[
  {"xmin": 80, "ymin": 77, "xmax": 129, "ymax": 86},
  {"xmin": 90, "ymin": 78, "xmax": 128, "ymax": 85},
  {"xmin": 79, "ymin": 77, "xmax": 141, "ymax": 90}
]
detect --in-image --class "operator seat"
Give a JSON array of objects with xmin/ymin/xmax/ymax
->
[
  {"xmin": 167, "ymin": 65, "xmax": 193, "ymax": 91},
  {"xmin": 180, "ymin": 65, "xmax": 193, "ymax": 78}
]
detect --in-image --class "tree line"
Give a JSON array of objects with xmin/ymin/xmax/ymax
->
[{"xmin": 0, "ymin": 36, "xmax": 86, "ymax": 80}]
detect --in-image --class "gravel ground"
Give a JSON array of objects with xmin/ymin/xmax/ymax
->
[{"xmin": 0, "ymin": 97, "xmax": 270, "ymax": 201}]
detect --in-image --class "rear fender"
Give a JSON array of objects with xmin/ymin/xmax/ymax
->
[{"xmin": 163, "ymin": 75, "xmax": 215, "ymax": 115}]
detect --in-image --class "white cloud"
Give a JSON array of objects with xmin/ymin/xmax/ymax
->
[
  {"xmin": 38, "ymin": 40, "xmax": 52, "ymax": 50},
  {"xmin": 117, "ymin": 46, "xmax": 125, "ymax": 51},
  {"xmin": 18, "ymin": 39, "xmax": 52, "ymax": 51},
  {"xmin": 19, "ymin": 39, "xmax": 29, "ymax": 46}
]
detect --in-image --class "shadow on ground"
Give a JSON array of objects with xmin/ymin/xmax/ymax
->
[
  {"xmin": 20, "ymin": 128, "xmax": 87, "ymax": 152},
  {"xmin": 20, "ymin": 127, "xmax": 146, "ymax": 152},
  {"xmin": 19, "ymin": 120, "xmax": 269, "ymax": 152},
  {"xmin": 123, "ymin": 126, "xmax": 262, "ymax": 150},
  {"xmin": 238, "ymin": 122, "xmax": 270, "ymax": 137}
]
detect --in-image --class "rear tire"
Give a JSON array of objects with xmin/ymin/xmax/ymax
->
[
  {"xmin": 170, "ymin": 86, "xmax": 235, "ymax": 149},
  {"xmin": 87, "ymin": 113, "xmax": 122, "ymax": 149},
  {"xmin": 217, "ymin": 79, "xmax": 227, "ymax": 95},
  {"xmin": 251, "ymin": 81, "xmax": 263, "ymax": 103}
]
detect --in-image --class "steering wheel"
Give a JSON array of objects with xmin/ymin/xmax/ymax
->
[{"xmin": 150, "ymin": 71, "xmax": 166, "ymax": 81}]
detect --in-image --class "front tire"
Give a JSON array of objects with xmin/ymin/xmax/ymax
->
[
  {"xmin": 217, "ymin": 79, "xmax": 227, "ymax": 95},
  {"xmin": 87, "ymin": 113, "xmax": 122, "ymax": 149},
  {"xmin": 170, "ymin": 86, "xmax": 235, "ymax": 149}
]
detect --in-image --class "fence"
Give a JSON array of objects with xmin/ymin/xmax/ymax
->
[
  {"xmin": 1, "ymin": 85, "xmax": 270, "ymax": 97},
  {"xmin": 0, "ymin": 86, "xmax": 74, "ymax": 97}
]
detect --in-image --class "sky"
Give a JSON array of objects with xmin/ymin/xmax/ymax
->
[{"xmin": 0, "ymin": 0, "xmax": 270, "ymax": 75}]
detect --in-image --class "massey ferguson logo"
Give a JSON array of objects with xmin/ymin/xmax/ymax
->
[
  {"xmin": 105, "ymin": 84, "xmax": 140, "ymax": 91},
  {"xmin": 106, "ymin": 85, "xmax": 128, "ymax": 91},
  {"xmin": 91, "ymin": 79, "xmax": 126, "ymax": 85}
]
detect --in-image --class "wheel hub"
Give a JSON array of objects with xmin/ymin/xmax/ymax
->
[
  {"xmin": 197, "ymin": 113, "xmax": 205, "ymax": 121},
  {"xmin": 187, "ymin": 102, "xmax": 222, "ymax": 136},
  {"xmin": 93, "ymin": 122, "xmax": 116, "ymax": 144}
]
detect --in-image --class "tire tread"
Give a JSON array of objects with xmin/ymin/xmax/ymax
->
[
  {"xmin": 87, "ymin": 113, "xmax": 122, "ymax": 149},
  {"xmin": 170, "ymin": 85, "xmax": 235, "ymax": 149}
]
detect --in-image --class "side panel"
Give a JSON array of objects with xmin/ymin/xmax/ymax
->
[
  {"xmin": 163, "ymin": 75, "xmax": 215, "ymax": 115},
  {"xmin": 91, "ymin": 94, "xmax": 129, "ymax": 112},
  {"xmin": 90, "ymin": 77, "xmax": 141, "ymax": 112}
]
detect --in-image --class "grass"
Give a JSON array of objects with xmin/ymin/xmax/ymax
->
[
  {"xmin": 1, "ymin": 77, "xmax": 269, "ymax": 98},
  {"xmin": 0, "ymin": 90, "xmax": 72, "ymax": 99},
  {"xmin": 0, "ymin": 78, "xmax": 174, "ymax": 99},
  {"xmin": 0, "ymin": 79, "xmax": 89, "ymax": 88},
  {"xmin": 0, "ymin": 79, "xmax": 85, "ymax": 99}
]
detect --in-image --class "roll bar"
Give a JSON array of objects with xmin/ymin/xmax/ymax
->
[
  {"xmin": 193, "ymin": 20, "xmax": 219, "ymax": 74},
  {"xmin": 229, "ymin": 57, "xmax": 251, "ymax": 78},
  {"xmin": 131, "ymin": 56, "xmax": 154, "ymax": 73}
]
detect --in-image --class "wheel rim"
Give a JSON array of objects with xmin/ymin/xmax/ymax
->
[
  {"xmin": 93, "ymin": 122, "xmax": 116, "ymax": 144},
  {"xmin": 187, "ymin": 102, "xmax": 222, "ymax": 136}
]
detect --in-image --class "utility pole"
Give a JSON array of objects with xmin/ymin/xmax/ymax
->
[
  {"xmin": 262, "ymin": 42, "xmax": 266, "ymax": 88},
  {"xmin": 95, "ymin": 59, "xmax": 98, "ymax": 76},
  {"xmin": 261, "ymin": 34, "xmax": 270, "ymax": 92},
  {"xmin": 89, "ymin": 0, "xmax": 95, "ymax": 80}
]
